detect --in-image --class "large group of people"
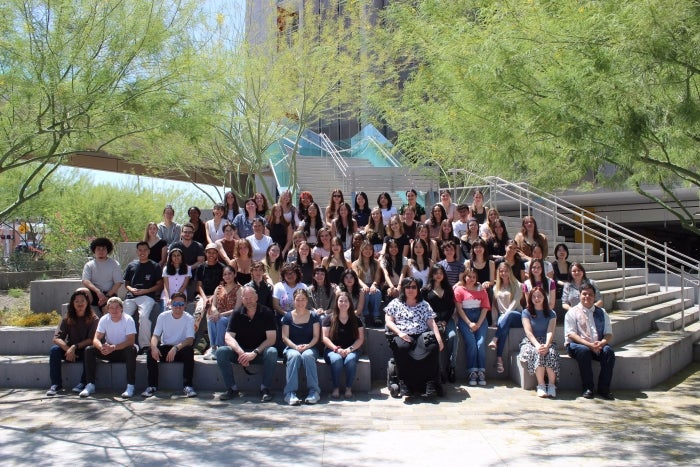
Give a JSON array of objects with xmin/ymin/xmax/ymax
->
[{"xmin": 45, "ymin": 188, "xmax": 616, "ymax": 403}]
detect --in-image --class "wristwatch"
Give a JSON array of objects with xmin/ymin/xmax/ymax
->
[{"xmin": 253, "ymin": 348, "xmax": 260, "ymax": 355}]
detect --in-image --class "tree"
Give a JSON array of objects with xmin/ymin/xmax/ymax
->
[
  {"xmin": 0, "ymin": 0, "xmax": 206, "ymax": 221},
  {"xmin": 372, "ymin": 0, "xmax": 700, "ymax": 234},
  {"xmin": 147, "ymin": 0, "xmax": 375, "ymax": 203}
]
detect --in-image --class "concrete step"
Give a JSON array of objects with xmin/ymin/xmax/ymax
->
[
  {"xmin": 595, "ymin": 275, "xmax": 647, "ymax": 292},
  {"xmin": 587, "ymin": 268, "xmax": 646, "ymax": 281},
  {"xmin": 615, "ymin": 287, "xmax": 690, "ymax": 311},
  {"xmin": 609, "ymin": 297, "xmax": 695, "ymax": 343},
  {"xmin": 578, "ymin": 261, "xmax": 618, "ymax": 271},
  {"xmin": 0, "ymin": 326, "xmax": 54, "ymax": 355},
  {"xmin": 603, "ymin": 283, "xmax": 661, "ymax": 311},
  {"xmin": 511, "ymin": 321, "xmax": 700, "ymax": 390},
  {"xmin": 654, "ymin": 306, "xmax": 700, "ymax": 331},
  {"xmin": 694, "ymin": 340, "xmax": 700, "ymax": 362},
  {"xmin": 0, "ymin": 354, "xmax": 372, "ymax": 393}
]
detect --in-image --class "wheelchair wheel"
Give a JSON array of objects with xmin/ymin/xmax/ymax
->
[{"xmin": 387, "ymin": 358, "xmax": 401, "ymax": 398}]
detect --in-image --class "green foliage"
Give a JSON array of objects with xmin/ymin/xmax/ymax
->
[
  {"xmin": 372, "ymin": 0, "xmax": 700, "ymax": 234},
  {"xmin": 0, "ymin": 307, "xmax": 60, "ymax": 327},
  {"xmin": 8, "ymin": 289, "xmax": 24, "ymax": 299}
]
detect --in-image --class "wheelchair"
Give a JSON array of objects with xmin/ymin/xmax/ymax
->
[{"xmin": 385, "ymin": 330, "xmax": 444, "ymax": 398}]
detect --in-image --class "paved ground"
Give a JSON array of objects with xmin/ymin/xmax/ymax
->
[{"xmin": 1, "ymin": 363, "xmax": 698, "ymax": 466}]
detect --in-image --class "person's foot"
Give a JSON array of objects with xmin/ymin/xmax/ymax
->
[
  {"xmin": 422, "ymin": 380, "xmax": 438, "ymax": 398},
  {"xmin": 468, "ymin": 372, "xmax": 478, "ymax": 386},
  {"xmin": 598, "ymin": 392, "xmax": 615, "ymax": 400},
  {"xmin": 72, "ymin": 383, "xmax": 86, "ymax": 394},
  {"xmin": 285, "ymin": 392, "xmax": 302, "ymax": 406},
  {"xmin": 79, "ymin": 383, "xmax": 95, "ymax": 398},
  {"xmin": 488, "ymin": 339, "xmax": 497, "ymax": 351},
  {"xmin": 203, "ymin": 348, "xmax": 214, "ymax": 360},
  {"xmin": 373, "ymin": 317, "xmax": 384, "ymax": 328},
  {"xmin": 46, "ymin": 385, "xmax": 61, "ymax": 396},
  {"xmin": 537, "ymin": 384, "xmax": 548, "ymax": 397},
  {"xmin": 121, "ymin": 384, "xmax": 135, "ymax": 398},
  {"xmin": 582, "ymin": 389, "xmax": 594, "ymax": 399},
  {"xmin": 260, "ymin": 387, "xmax": 273, "ymax": 402},
  {"xmin": 183, "ymin": 386, "xmax": 198, "ymax": 398},
  {"xmin": 219, "ymin": 387, "xmax": 241, "ymax": 401},
  {"xmin": 398, "ymin": 380, "xmax": 410, "ymax": 397},
  {"xmin": 305, "ymin": 390, "xmax": 321, "ymax": 404},
  {"xmin": 141, "ymin": 386, "xmax": 157, "ymax": 398},
  {"xmin": 344, "ymin": 388, "xmax": 353, "ymax": 399},
  {"xmin": 496, "ymin": 360, "xmax": 505, "ymax": 374},
  {"xmin": 547, "ymin": 384, "xmax": 557, "ymax": 398},
  {"xmin": 331, "ymin": 388, "xmax": 340, "ymax": 399},
  {"xmin": 448, "ymin": 367, "xmax": 456, "ymax": 383},
  {"xmin": 477, "ymin": 370, "xmax": 487, "ymax": 386}
]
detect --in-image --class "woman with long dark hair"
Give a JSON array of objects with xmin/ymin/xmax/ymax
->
[
  {"xmin": 352, "ymin": 240, "xmax": 384, "ymax": 326},
  {"xmin": 322, "ymin": 292, "xmax": 364, "ymax": 399},
  {"xmin": 423, "ymin": 264, "xmax": 457, "ymax": 383},
  {"xmin": 46, "ymin": 289, "xmax": 99, "ymax": 396},
  {"xmin": 331, "ymin": 202, "xmax": 358, "ymax": 251},
  {"xmin": 299, "ymin": 202, "xmax": 323, "ymax": 247},
  {"xmin": 161, "ymin": 248, "xmax": 192, "ymax": 309},
  {"xmin": 353, "ymin": 191, "xmax": 372, "ymax": 230}
]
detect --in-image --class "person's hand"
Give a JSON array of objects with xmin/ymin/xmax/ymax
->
[
  {"xmin": 65, "ymin": 346, "xmax": 76, "ymax": 362},
  {"xmin": 398, "ymin": 331, "xmax": 413, "ymax": 343},
  {"xmin": 297, "ymin": 343, "xmax": 308, "ymax": 352},
  {"xmin": 469, "ymin": 322, "xmax": 478, "ymax": 332},
  {"xmin": 537, "ymin": 344, "xmax": 548, "ymax": 356},
  {"xmin": 166, "ymin": 347, "xmax": 177, "ymax": 362},
  {"xmin": 100, "ymin": 344, "xmax": 114, "ymax": 355},
  {"xmin": 150, "ymin": 347, "xmax": 161, "ymax": 361},
  {"xmin": 238, "ymin": 352, "xmax": 254, "ymax": 367}
]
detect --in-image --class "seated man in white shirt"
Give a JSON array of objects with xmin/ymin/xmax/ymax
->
[{"xmin": 142, "ymin": 292, "xmax": 197, "ymax": 398}]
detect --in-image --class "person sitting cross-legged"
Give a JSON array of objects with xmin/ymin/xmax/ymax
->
[
  {"xmin": 142, "ymin": 292, "xmax": 197, "ymax": 398},
  {"xmin": 216, "ymin": 286, "xmax": 279, "ymax": 402}
]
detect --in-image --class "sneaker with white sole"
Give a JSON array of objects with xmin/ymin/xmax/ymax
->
[
  {"xmin": 477, "ymin": 371, "xmax": 487, "ymax": 386},
  {"xmin": 203, "ymin": 348, "xmax": 214, "ymax": 360},
  {"xmin": 305, "ymin": 390, "xmax": 320, "ymax": 405},
  {"xmin": 183, "ymin": 386, "xmax": 197, "ymax": 398},
  {"xmin": 141, "ymin": 386, "xmax": 157, "ymax": 398},
  {"xmin": 79, "ymin": 383, "xmax": 95, "ymax": 398},
  {"xmin": 121, "ymin": 384, "xmax": 135, "ymax": 398},
  {"xmin": 46, "ymin": 385, "xmax": 60, "ymax": 396},
  {"xmin": 537, "ymin": 384, "xmax": 548, "ymax": 397},
  {"xmin": 468, "ymin": 371, "xmax": 478, "ymax": 386},
  {"xmin": 72, "ymin": 383, "xmax": 86, "ymax": 394},
  {"xmin": 285, "ymin": 392, "xmax": 301, "ymax": 406},
  {"xmin": 547, "ymin": 384, "xmax": 556, "ymax": 398}
]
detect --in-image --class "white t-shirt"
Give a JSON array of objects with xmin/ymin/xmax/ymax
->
[
  {"xmin": 272, "ymin": 282, "xmax": 308, "ymax": 313},
  {"xmin": 452, "ymin": 219, "xmax": 469, "ymax": 238},
  {"xmin": 246, "ymin": 234, "xmax": 274, "ymax": 262},
  {"xmin": 153, "ymin": 310, "xmax": 195, "ymax": 346},
  {"xmin": 96, "ymin": 313, "xmax": 136, "ymax": 346},
  {"xmin": 381, "ymin": 207, "xmax": 398, "ymax": 225}
]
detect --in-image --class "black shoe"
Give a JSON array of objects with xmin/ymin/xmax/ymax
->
[
  {"xmin": 219, "ymin": 388, "xmax": 241, "ymax": 401},
  {"xmin": 448, "ymin": 367, "xmax": 456, "ymax": 383},
  {"xmin": 582, "ymin": 389, "xmax": 594, "ymax": 399},
  {"xmin": 399, "ymin": 380, "xmax": 410, "ymax": 397},
  {"xmin": 598, "ymin": 392, "xmax": 615, "ymax": 400},
  {"xmin": 260, "ymin": 388, "xmax": 272, "ymax": 402},
  {"xmin": 422, "ymin": 381, "xmax": 437, "ymax": 398},
  {"xmin": 373, "ymin": 317, "xmax": 384, "ymax": 328}
]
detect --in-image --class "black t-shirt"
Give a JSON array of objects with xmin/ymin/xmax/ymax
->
[
  {"xmin": 194, "ymin": 261, "xmax": 225, "ymax": 296},
  {"xmin": 123, "ymin": 259, "xmax": 162, "ymax": 300},
  {"xmin": 246, "ymin": 280, "xmax": 274, "ymax": 309},
  {"xmin": 495, "ymin": 257, "xmax": 526, "ymax": 282},
  {"xmin": 322, "ymin": 314, "xmax": 363, "ymax": 348},
  {"xmin": 148, "ymin": 239, "xmax": 167, "ymax": 264},
  {"xmin": 169, "ymin": 240, "xmax": 204, "ymax": 267},
  {"xmin": 227, "ymin": 305, "xmax": 276, "ymax": 351}
]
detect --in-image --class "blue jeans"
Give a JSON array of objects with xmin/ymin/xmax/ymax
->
[
  {"xmin": 215, "ymin": 345, "xmax": 278, "ymax": 390},
  {"xmin": 567, "ymin": 342, "xmax": 615, "ymax": 393},
  {"xmin": 363, "ymin": 290, "xmax": 382, "ymax": 319},
  {"xmin": 324, "ymin": 349, "xmax": 360, "ymax": 389},
  {"xmin": 457, "ymin": 308, "xmax": 488, "ymax": 373},
  {"xmin": 494, "ymin": 310, "xmax": 524, "ymax": 357},
  {"xmin": 283, "ymin": 347, "xmax": 320, "ymax": 395},
  {"xmin": 207, "ymin": 317, "xmax": 230, "ymax": 348},
  {"xmin": 49, "ymin": 344, "xmax": 86, "ymax": 387}
]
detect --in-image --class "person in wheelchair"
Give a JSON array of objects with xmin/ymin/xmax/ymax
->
[{"xmin": 385, "ymin": 277, "xmax": 444, "ymax": 398}]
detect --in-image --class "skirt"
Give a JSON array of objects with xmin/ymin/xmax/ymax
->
[{"xmin": 518, "ymin": 337, "xmax": 560, "ymax": 378}]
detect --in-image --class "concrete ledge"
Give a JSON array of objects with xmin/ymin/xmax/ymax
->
[
  {"xmin": 30, "ymin": 278, "xmax": 84, "ymax": 314},
  {"xmin": 0, "ymin": 355, "xmax": 371, "ymax": 393},
  {"xmin": 654, "ymin": 306, "xmax": 699, "ymax": 331},
  {"xmin": 0, "ymin": 327, "xmax": 55, "ymax": 355}
]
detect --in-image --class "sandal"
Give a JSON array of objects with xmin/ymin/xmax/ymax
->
[{"xmin": 496, "ymin": 360, "xmax": 504, "ymax": 374}]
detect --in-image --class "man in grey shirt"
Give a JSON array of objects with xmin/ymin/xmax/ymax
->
[{"xmin": 82, "ymin": 237, "xmax": 123, "ymax": 313}]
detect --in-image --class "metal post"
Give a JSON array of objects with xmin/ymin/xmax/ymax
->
[
  {"xmin": 681, "ymin": 267, "xmax": 685, "ymax": 332},
  {"xmin": 622, "ymin": 239, "xmax": 626, "ymax": 300},
  {"xmin": 643, "ymin": 239, "xmax": 649, "ymax": 295},
  {"xmin": 605, "ymin": 217, "xmax": 609, "ymax": 262},
  {"xmin": 581, "ymin": 209, "xmax": 586, "ymax": 264},
  {"xmin": 664, "ymin": 242, "xmax": 668, "ymax": 290}
]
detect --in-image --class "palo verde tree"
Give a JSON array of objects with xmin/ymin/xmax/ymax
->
[
  {"xmin": 373, "ymin": 0, "xmax": 700, "ymax": 235},
  {"xmin": 0, "ymin": 0, "xmax": 206, "ymax": 221}
]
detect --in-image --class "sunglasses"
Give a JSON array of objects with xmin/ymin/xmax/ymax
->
[{"xmin": 171, "ymin": 301, "xmax": 185, "ymax": 307}]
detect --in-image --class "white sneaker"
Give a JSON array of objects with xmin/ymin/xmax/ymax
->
[
  {"xmin": 121, "ymin": 384, "xmax": 135, "ymax": 398},
  {"xmin": 285, "ymin": 392, "xmax": 301, "ymax": 406},
  {"xmin": 537, "ymin": 384, "xmax": 548, "ymax": 397},
  {"xmin": 79, "ymin": 383, "xmax": 95, "ymax": 398},
  {"xmin": 183, "ymin": 386, "xmax": 198, "ymax": 398},
  {"xmin": 72, "ymin": 383, "xmax": 86, "ymax": 394},
  {"xmin": 203, "ymin": 348, "xmax": 213, "ymax": 360},
  {"xmin": 547, "ymin": 384, "xmax": 556, "ymax": 398},
  {"xmin": 468, "ymin": 371, "xmax": 478, "ymax": 386},
  {"xmin": 141, "ymin": 386, "xmax": 157, "ymax": 398},
  {"xmin": 46, "ymin": 385, "xmax": 60, "ymax": 396},
  {"xmin": 477, "ymin": 371, "xmax": 487, "ymax": 386},
  {"xmin": 305, "ymin": 390, "xmax": 320, "ymax": 405}
]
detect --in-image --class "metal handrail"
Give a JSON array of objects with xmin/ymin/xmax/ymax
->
[
  {"xmin": 319, "ymin": 133, "xmax": 348, "ymax": 178},
  {"xmin": 446, "ymin": 169, "xmax": 699, "ymax": 328},
  {"xmin": 366, "ymin": 135, "xmax": 400, "ymax": 167}
]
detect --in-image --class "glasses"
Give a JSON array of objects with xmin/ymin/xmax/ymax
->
[
  {"xmin": 172, "ymin": 301, "xmax": 185, "ymax": 307},
  {"xmin": 333, "ymin": 194, "xmax": 342, "ymax": 198},
  {"xmin": 404, "ymin": 284, "xmax": 418, "ymax": 289}
]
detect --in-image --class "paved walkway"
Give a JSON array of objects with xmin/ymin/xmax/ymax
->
[{"xmin": 1, "ymin": 364, "xmax": 698, "ymax": 466}]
